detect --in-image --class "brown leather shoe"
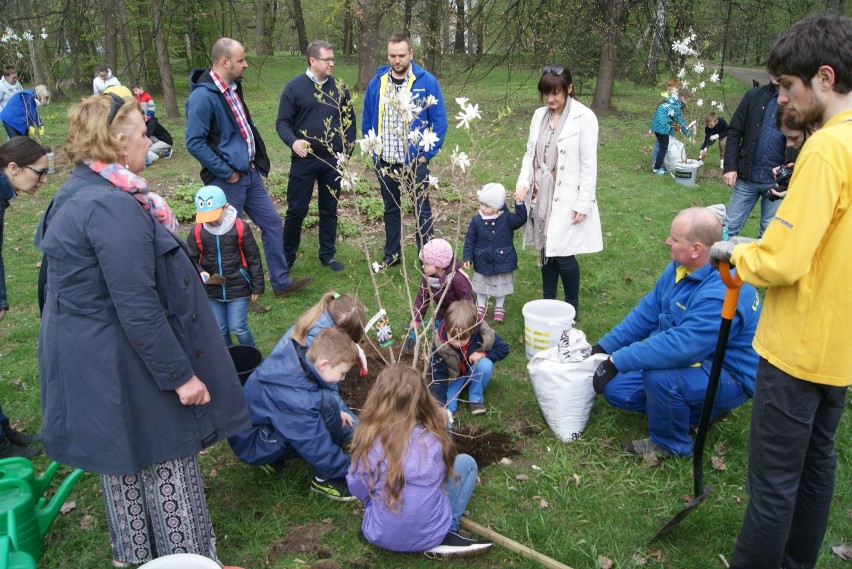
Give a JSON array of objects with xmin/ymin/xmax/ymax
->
[
  {"xmin": 248, "ymin": 299, "xmax": 270, "ymax": 313},
  {"xmin": 273, "ymin": 277, "xmax": 313, "ymax": 298}
]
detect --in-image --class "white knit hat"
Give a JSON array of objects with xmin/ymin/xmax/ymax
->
[{"xmin": 477, "ymin": 183, "xmax": 506, "ymax": 210}]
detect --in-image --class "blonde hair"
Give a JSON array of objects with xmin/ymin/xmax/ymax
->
[
  {"xmin": 65, "ymin": 95, "xmax": 138, "ymax": 164},
  {"xmin": 444, "ymin": 300, "xmax": 478, "ymax": 341},
  {"xmin": 350, "ymin": 365, "xmax": 456, "ymax": 512},
  {"xmin": 34, "ymin": 85, "xmax": 50, "ymax": 105},
  {"xmin": 306, "ymin": 327, "xmax": 358, "ymax": 368},
  {"xmin": 291, "ymin": 291, "xmax": 367, "ymax": 345}
]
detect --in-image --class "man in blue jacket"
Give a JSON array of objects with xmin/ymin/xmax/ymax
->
[
  {"xmin": 362, "ymin": 34, "xmax": 448, "ymax": 268},
  {"xmin": 185, "ymin": 38, "xmax": 311, "ymax": 300},
  {"xmin": 276, "ymin": 39, "xmax": 356, "ymax": 273},
  {"xmin": 591, "ymin": 207, "xmax": 761, "ymax": 458},
  {"xmin": 228, "ymin": 328, "xmax": 359, "ymax": 501}
]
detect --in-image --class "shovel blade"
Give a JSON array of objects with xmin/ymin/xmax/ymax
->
[{"xmin": 649, "ymin": 485, "xmax": 712, "ymax": 543}]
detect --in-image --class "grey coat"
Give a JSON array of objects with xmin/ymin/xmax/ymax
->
[{"xmin": 35, "ymin": 166, "xmax": 251, "ymax": 475}]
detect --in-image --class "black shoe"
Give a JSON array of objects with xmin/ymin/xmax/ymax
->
[
  {"xmin": 0, "ymin": 438, "xmax": 42, "ymax": 459},
  {"xmin": 310, "ymin": 476, "xmax": 356, "ymax": 502},
  {"xmin": 424, "ymin": 531, "xmax": 493, "ymax": 559},
  {"xmin": 3, "ymin": 426, "xmax": 40, "ymax": 447},
  {"xmin": 622, "ymin": 438, "xmax": 673, "ymax": 459},
  {"xmin": 273, "ymin": 277, "xmax": 313, "ymax": 298},
  {"xmin": 383, "ymin": 254, "xmax": 401, "ymax": 267},
  {"xmin": 285, "ymin": 257, "xmax": 296, "ymax": 270},
  {"xmin": 323, "ymin": 259, "xmax": 345, "ymax": 272}
]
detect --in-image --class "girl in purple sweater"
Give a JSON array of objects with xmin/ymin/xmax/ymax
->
[{"xmin": 347, "ymin": 365, "xmax": 492, "ymax": 559}]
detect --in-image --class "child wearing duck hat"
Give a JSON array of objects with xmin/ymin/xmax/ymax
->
[{"xmin": 186, "ymin": 185, "xmax": 265, "ymax": 347}]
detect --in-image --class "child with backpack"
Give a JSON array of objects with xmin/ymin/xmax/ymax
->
[
  {"xmin": 187, "ymin": 185, "xmax": 264, "ymax": 347},
  {"xmin": 347, "ymin": 364, "xmax": 493, "ymax": 559},
  {"xmin": 462, "ymin": 182, "xmax": 527, "ymax": 322}
]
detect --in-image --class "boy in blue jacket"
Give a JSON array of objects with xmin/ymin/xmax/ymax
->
[
  {"xmin": 229, "ymin": 327, "xmax": 359, "ymax": 501},
  {"xmin": 429, "ymin": 300, "xmax": 510, "ymax": 416}
]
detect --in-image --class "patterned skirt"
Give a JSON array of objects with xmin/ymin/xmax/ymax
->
[
  {"xmin": 99, "ymin": 455, "xmax": 218, "ymax": 565},
  {"xmin": 472, "ymin": 271, "xmax": 515, "ymax": 297}
]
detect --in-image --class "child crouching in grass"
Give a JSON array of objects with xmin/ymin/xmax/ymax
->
[
  {"xmin": 429, "ymin": 300, "xmax": 509, "ymax": 416},
  {"xmin": 228, "ymin": 328, "xmax": 359, "ymax": 501},
  {"xmin": 347, "ymin": 365, "xmax": 493, "ymax": 560}
]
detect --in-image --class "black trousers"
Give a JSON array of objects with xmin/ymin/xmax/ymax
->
[{"xmin": 283, "ymin": 157, "xmax": 341, "ymax": 265}]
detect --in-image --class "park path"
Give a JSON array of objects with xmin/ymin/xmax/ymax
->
[{"xmin": 723, "ymin": 65, "xmax": 772, "ymax": 87}]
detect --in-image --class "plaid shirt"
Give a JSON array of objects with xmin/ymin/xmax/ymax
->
[
  {"xmin": 210, "ymin": 70, "xmax": 255, "ymax": 162},
  {"xmin": 380, "ymin": 76, "xmax": 408, "ymax": 164}
]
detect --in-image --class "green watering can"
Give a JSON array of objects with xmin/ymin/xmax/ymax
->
[
  {"xmin": 0, "ymin": 459, "xmax": 84, "ymax": 561},
  {"xmin": 0, "ymin": 459, "xmax": 66, "ymax": 502},
  {"xmin": 0, "ymin": 512, "xmax": 36, "ymax": 569}
]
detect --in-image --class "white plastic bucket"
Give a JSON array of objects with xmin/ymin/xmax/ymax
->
[
  {"xmin": 138, "ymin": 554, "xmax": 221, "ymax": 568},
  {"xmin": 673, "ymin": 159, "xmax": 703, "ymax": 186},
  {"xmin": 522, "ymin": 300, "xmax": 576, "ymax": 360}
]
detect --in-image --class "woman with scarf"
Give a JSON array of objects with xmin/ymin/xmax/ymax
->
[
  {"xmin": 515, "ymin": 66, "xmax": 602, "ymax": 317},
  {"xmin": 34, "ymin": 94, "xmax": 251, "ymax": 567}
]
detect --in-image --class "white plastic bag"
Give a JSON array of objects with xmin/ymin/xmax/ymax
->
[
  {"xmin": 664, "ymin": 137, "xmax": 687, "ymax": 173},
  {"xmin": 528, "ymin": 339, "xmax": 608, "ymax": 442}
]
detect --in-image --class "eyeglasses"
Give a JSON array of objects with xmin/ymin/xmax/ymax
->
[
  {"xmin": 27, "ymin": 166, "xmax": 48, "ymax": 180},
  {"xmin": 317, "ymin": 57, "xmax": 335, "ymax": 64},
  {"xmin": 105, "ymin": 93, "xmax": 126, "ymax": 125},
  {"xmin": 541, "ymin": 66, "xmax": 566, "ymax": 77}
]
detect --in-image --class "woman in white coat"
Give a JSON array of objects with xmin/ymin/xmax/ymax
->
[{"xmin": 516, "ymin": 66, "xmax": 602, "ymax": 316}]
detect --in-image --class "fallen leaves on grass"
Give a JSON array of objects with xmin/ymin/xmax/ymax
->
[
  {"xmin": 631, "ymin": 552, "xmax": 648, "ymax": 565},
  {"xmin": 711, "ymin": 456, "xmax": 727, "ymax": 471},
  {"xmin": 60, "ymin": 500, "xmax": 76, "ymax": 514},
  {"xmin": 516, "ymin": 474, "xmax": 529, "ymax": 481},
  {"xmin": 572, "ymin": 473, "xmax": 582, "ymax": 486},
  {"xmin": 598, "ymin": 555, "xmax": 614, "ymax": 568},
  {"xmin": 832, "ymin": 545, "xmax": 852, "ymax": 560},
  {"xmin": 80, "ymin": 514, "xmax": 95, "ymax": 530},
  {"xmin": 499, "ymin": 457, "xmax": 513, "ymax": 465}
]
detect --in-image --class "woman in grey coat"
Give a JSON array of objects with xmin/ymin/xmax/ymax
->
[{"xmin": 35, "ymin": 94, "xmax": 251, "ymax": 567}]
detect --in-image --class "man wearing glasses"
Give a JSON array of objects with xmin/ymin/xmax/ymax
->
[
  {"xmin": 186, "ymin": 38, "xmax": 312, "ymax": 301},
  {"xmin": 276, "ymin": 40, "xmax": 356, "ymax": 273},
  {"xmin": 362, "ymin": 33, "xmax": 448, "ymax": 269},
  {"xmin": 0, "ymin": 67, "xmax": 23, "ymax": 113}
]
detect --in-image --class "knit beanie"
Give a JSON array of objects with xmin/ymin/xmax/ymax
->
[
  {"xmin": 419, "ymin": 238, "xmax": 454, "ymax": 268},
  {"xmin": 478, "ymin": 183, "xmax": 506, "ymax": 210}
]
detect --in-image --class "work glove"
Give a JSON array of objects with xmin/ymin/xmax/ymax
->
[
  {"xmin": 593, "ymin": 358, "xmax": 618, "ymax": 394},
  {"xmin": 590, "ymin": 344, "xmax": 607, "ymax": 356},
  {"xmin": 38, "ymin": 125, "xmax": 44, "ymax": 136},
  {"xmin": 28, "ymin": 126, "xmax": 36, "ymax": 136},
  {"xmin": 710, "ymin": 236, "xmax": 757, "ymax": 268}
]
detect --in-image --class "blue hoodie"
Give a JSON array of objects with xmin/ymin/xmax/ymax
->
[
  {"xmin": 0, "ymin": 90, "xmax": 41, "ymax": 134},
  {"xmin": 362, "ymin": 61, "xmax": 448, "ymax": 163},
  {"xmin": 228, "ymin": 338, "xmax": 350, "ymax": 479}
]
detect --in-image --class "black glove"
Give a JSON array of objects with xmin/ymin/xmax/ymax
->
[
  {"xmin": 593, "ymin": 358, "xmax": 618, "ymax": 394},
  {"xmin": 590, "ymin": 344, "xmax": 607, "ymax": 356}
]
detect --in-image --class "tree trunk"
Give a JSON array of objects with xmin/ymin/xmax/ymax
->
[
  {"xmin": 116, "ymin": 0, "xmax": 139, "ymax": 84},
  {"xmin": 104, "ymin": 0, "xmax": 118, "ymax": 72},
  {"xmin": 591, "ymin": 0, "xmax": 628, "ymax": 111},
  {"xmin": 292, "ymin": 0, "xmax": 308, "ymax": 54},
  {"xmin": 151, "ymin": 0, "xmax": 180, "ymax": 117},
  {"xmin": 423, "ymin": 0, "xmax": 442, "ymax": 77},
  {"xmin": 136, "ymin": 0, "xmax": 158, "ymax": 88},
  {"xmin": 642, "ymin": 0, "xmax": 666, "ymax": 84},
  {"xmin": 453, "ymin": 0, "xmax": 465, "ymax": 53},
  {"xmin": 256, "ymin": 0, "xmax": 275, "ymax": 55},
  {"xmin": 403, "ymin": 0, "xmax": 415, "ymax": 37},
  {"xmin": 356, "ymin": 0, "xmax": 395, "ymax": 89},
  {"xmin": 342, "ymin": 0, "xmax": 354, "ymax": 56}
]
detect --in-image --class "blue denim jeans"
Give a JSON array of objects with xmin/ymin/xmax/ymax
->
[
  {"xmin": 602, "ymin": 364, "xmax": 750, "ymax": 456},
  {"xmin": 376, "ymin": 160, "xmax": 433, "ymax": 259},
  {"xmin": 317, "ymin": 387, "xmax": 356, "ymax": 451},
  {"xmin": 444, "ymin": 453, "xmax": 478, "ymax": 532},
  {"xmin": 212, "ymin": 168, "xmax": 292, "ymax": 291},
  {"xmin": 724, "ymin": 177, "xmax": 780, "ymax": 237},
  {"xmin": 208, "ymin": 297, "xmax": 255, "ymax": 347},
  {"xmin": 446, "ymin": 357, "xmax": 494, "ymax": 413}
]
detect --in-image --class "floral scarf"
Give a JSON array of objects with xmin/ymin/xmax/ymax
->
[{"xmin": 85, "ymin": 160, "xmax": 179, "ymax": 235}]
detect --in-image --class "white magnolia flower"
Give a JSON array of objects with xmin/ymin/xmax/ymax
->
[
  {"xmin": 455, "ymin": 97, "xmax": 469, "ymax": 107},
  {"xmin": 696, "ymin": 99, "xmax": 704, "ymax": 107},
  {"xmin": 677, "ymin": 67, "xmax": 686, "ymax": 79},
  {"xmin": 335, "ymin": 152, "xmax": 348, "ymax": 167},
  {"xmin": 407, "ymin": 130, "xmax": 422, "ymax": 144},
  {"xmin": 455, "ymin": 102, "xmax": 482, "ymax": 130},
  {"xmin": 41, "ymin": 28, "xmax": 47, "ymax": 39},
  {"xmin": 450, "ymin": 145, "xmax": 471, "ymax": 173},
  {"xmin": 711, "ymin": 100, "xmax": 718, "ymax": 108},
  {"xmin": 422, "ymin": 94, "xmax": 438, "ymax": 108},
  {"xmin": 372, "ymin": 261, "xmax": 382, "ymax": 274},
  {"xmin": 358, "ymin": 128, "xmax": 383, "ymax": 156},
  {"xmin": 693, "ymin": 62, "xmax": 704, "ymax": 74},
  {"xmin": 419, "ymin": 129, "xmax": 439, "ymax": 152},
  {"xmin": 716, "ymin": 104, "xmax": 724, "ymax": 112},
  {"xmin": 710, "ymin": 71, "xmax": 720, "ymax": 83},
  {"xmin": 681, "ymin": 80, "xmax": 689, "ymax": 88},
  {"xmin": 427, "ymin": 175, "xmax": 439, "ymax": 189},
  {"xmin": 22, "ymin": 30, "xmax": 33, "ymax": 41},
  {"xmin": 339, "ymin": 170, "xmax": 359, "ymax": 191},
  {"xmin": 699, "ymin": 81, "xmax": 706, "ymax": 89}
]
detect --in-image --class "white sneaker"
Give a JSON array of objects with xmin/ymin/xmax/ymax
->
[{"xmin": 424, "ymin": 531, "xmax": 493, "ymax": 559}]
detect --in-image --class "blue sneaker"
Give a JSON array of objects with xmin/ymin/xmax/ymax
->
[{"xmin": 654, "ymin": 168, "xmax": 668, "ymax": 175}]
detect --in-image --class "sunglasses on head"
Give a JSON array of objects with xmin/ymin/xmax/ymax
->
[
  {"xmin": 541, "ymin": 66, "xmax": 566, "ymax": 77},
  {"xmin": 105, "ymin": 93, "xmax": 126, "ymax": 125}
]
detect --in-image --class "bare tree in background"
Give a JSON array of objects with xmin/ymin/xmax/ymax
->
[{"xmin": 151, "ymin": 0, "xmax": 179, "ymax": 117}]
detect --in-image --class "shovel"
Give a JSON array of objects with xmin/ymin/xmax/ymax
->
[{"xmin": 650, "ymin": 260, "xmax": 743, "ymax": 542}]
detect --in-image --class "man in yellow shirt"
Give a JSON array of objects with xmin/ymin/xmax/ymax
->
[{"xmin": 711, "ymin": 13, "xmax": 852, "ymax": 569}]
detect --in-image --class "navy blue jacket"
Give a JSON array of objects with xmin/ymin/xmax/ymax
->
[
  {"xmin": 275, "ymin": 73, "xmax": 356, "ymax": 159},
  {"xmin": 228, "ymin": 339, "xmax": 350, "ymax": 479},
  {"xmin": 185, "ymin": 69, "xmax": 270, "ymax": 185},
  {"xmin": 463, "ymin": 204, "xmax": 527, "ymax": 275},
  {"xmin": 723, "ymin": 84, "xmax": 785, "ymax": 180}
]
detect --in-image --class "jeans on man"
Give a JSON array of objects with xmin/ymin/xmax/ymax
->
[
  {"xmin": 729, "ymin": 359, "xmax": 846, "ymax": 569},
  {"xmin": 446, "ymin": 357, "xmax": 494, "ymax": 413},
  {"xmin": 602, "ymin": 364, "xmax": 750, "ymax": 456},
  {"xmin": 724, "ymin": 177, "xmax": 780, "ymax": 237},
  {"xmin": 208, "ymin": 297, "xmax": 254, "ymax": 347},
  {"xmin": 444, "ymin": 453, "xmax": 478, "ymax": 532},
  {"xmin": 377, "ymin": 160, "xmax": 433, "ymax": 259},
  {"xmin": 283, "ymin": 157, "xmax": 341, "ymax": 266},
  {"xmin": 213, "ymin": 168, "xmax": 292, "ymax": 291}
]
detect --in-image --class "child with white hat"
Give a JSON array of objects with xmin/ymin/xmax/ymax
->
[{"xmin": 462, "ymin": 183, "xmax": 527, "ymax": 322}]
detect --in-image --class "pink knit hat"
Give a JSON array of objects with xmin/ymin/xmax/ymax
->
[{"xmin": 419, "ymin": 238, "xmax": 454, "ymax": 268}]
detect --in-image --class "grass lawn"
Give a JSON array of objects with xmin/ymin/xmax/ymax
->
[{"xmin": 1, "ymin": 54, "xmax": 849, "ymax": 568}]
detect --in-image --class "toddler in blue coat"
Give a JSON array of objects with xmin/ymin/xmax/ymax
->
[{"xmin": 462, "ymin": 183, "xmax": 527, "ymax": 322}]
